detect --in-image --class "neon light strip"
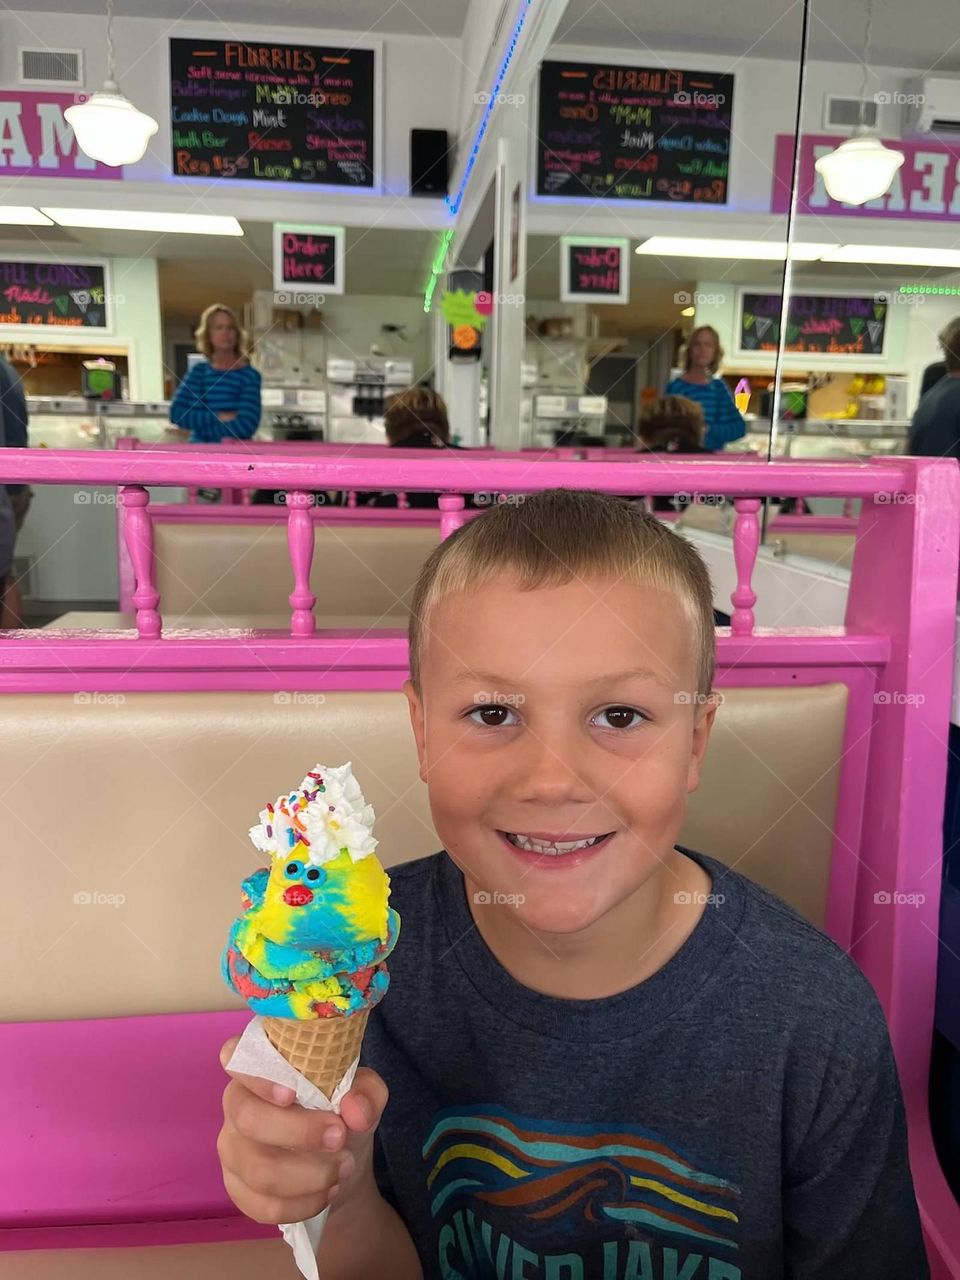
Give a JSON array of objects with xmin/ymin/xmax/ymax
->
[{"xmin": 422, "ymin": 0, "xmax": 535, "ymax": 311}]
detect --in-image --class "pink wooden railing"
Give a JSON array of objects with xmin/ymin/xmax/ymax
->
[{"xmin": 0, "ymin": 447, "xmax": 931, "ymax": 644}]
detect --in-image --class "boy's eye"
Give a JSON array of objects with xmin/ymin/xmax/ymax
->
[
  {"xmin": 467, "ymin": 705, "xmax": 520, "ymax": 727},
  {"xmin": 593, "ymin": 705, "xmax": 645, "ymax": 730},
  {"xmin": 284, "ymin": 860, "xmax": 303, "ymax": 878}
]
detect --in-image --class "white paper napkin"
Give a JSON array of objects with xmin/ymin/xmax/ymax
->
[{"xmin": 226, "ymin": 1016, "xmax": 360, "ymax": 1280}]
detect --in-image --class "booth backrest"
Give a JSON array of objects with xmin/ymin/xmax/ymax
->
[
  {"xmin": 6, "ymin": 685, "xmax": 845, "ymax": 1024},
  {"xmin": 153, "ymin": 521, "xmax": 439, "ymax": 619}
]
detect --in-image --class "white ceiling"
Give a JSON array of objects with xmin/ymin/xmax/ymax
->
[
  {"xmin": 556, "ymin": 0, "xmax": 960, "ymax": 70},
  {"xmin": 20, "ymin": 0, "xmax": 472, "ymax": 37}
]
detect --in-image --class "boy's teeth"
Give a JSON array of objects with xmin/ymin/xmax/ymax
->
[{"xmin": 505, "ymin": 832, "xmax": 604, "ymax": 855}]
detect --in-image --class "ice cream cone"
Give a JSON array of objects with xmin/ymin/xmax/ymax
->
[{"xmin": 263, "ymin": 1010, "xmax": 369, "ymax": 1098}]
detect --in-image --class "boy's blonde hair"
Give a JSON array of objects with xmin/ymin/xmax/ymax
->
[{"xmin": 408, "ymin": 489, "xmax": 715, "ymax": 696}]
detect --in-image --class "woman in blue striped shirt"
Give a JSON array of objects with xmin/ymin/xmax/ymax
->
[
  {"xmin": 664, "ymin": 324, "xmax": 746, "ymax": 451},
  {"xmin": 169, "ymin": 303, "xmax": 262, "ymax": 442}
]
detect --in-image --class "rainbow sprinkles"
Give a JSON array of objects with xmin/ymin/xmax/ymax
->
[{"xmin": 249, "ymin": 762, "xmax": 379, "ymax": 866}]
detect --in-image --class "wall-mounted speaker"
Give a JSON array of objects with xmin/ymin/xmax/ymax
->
[{"xmin": 410, "ymin": 128, "xmax": 449, "ymax": 196}]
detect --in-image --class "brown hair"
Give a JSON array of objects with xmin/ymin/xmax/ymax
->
[
  {"xmin": 683, "ymin": 325, "xmax": 723, "ymax": 375},
  {"xmin": 194, "ymin": 303, "xmax": 251, "ymax": 361},
  {"xmin": 384, "ymin": 387, "xmax": 450, "ymax": 445},
  {"xmin": 637, "ymin": 394, "xmax": 706, "ymax": 451},
  {"xmin": 940, "ymin": 317, "xmax": 960, "ymax": 373},
  {"xmin": 408, "ymin": 488, "xmax": 715, "ymax": 697}
]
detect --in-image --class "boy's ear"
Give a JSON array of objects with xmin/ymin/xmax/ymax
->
[
  {"xmin": 686, "ymin": 697, "xmax": 718, "ymax": 794},
  {"xmin": 403, "ymin": 679, "xmax": 428, "ymax": 782}
]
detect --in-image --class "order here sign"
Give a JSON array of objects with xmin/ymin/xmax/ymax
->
[{"xmin": 272, "ymin": 223, "xmax": 345, "ymax": 298}]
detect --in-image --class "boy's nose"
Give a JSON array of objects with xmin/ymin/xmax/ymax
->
[{"xmin": 514, "ymin": 733, "xmax": 594, "ymax": 804}]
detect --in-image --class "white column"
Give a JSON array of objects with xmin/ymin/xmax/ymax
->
[{"xmin": 489, "ymin": 126, "xmax": 528, "ymax": 450}]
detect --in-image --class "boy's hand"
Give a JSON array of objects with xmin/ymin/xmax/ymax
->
[{"xmin": 217, "ymin": 1035, "xmax": 388, "ymax": 1226}]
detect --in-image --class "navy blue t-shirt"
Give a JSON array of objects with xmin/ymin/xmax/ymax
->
[{"xmin": 362, "ymin": 848, "xmax": 928, "ymax": 1279}]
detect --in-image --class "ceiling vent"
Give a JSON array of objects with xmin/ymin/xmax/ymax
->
[
  {"xmin": 18, "ymin": 47, "xmax": 83, "ymax": 87},
  {"xmin": 822, "ymin": 95, "xmax": 879, "ymax": 133}
]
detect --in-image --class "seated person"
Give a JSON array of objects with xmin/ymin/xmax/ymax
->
[
  {"xmin": 219, "ymin": 489, "xmax": 928, "ymax": 1278},
  {"xmin": 365, "ymin": 387, "xmax": 475, "ymax": 510},
  {"xmin": 635, "ymin": 394, "xmax": 712, "ymax": 514},
  {"xmin": 910, "ymin": 316, "xmax": 960, "ymax": 459}
]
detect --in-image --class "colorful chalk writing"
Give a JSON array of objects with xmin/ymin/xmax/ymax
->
[
  {"xmin": 169, "ymin": 39, "xmax": 375, "ymax": 187},
  {"xmin": 0, "ymin": 261, "xmax": 108, "ymax": 328},
  {"xmin": 537, "ymin": 61, "xmax": 734, "ymax": 203},
  {"xmin": 739, "ymin": 293, "xmax": 888, "ymax": 356}
]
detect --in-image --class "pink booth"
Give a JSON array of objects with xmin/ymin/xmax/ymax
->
[{"xmin": 2, "ymin": 448, "xmax": 959, "ymax": 1277}]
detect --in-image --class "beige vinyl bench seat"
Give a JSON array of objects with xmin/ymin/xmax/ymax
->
[
  {"xmin": 150, "ymin": 522, "xmax": 440, "ymax": 621},
  {"xmin": 4, "ymin": 684, "xmax": 846, "ymax": 1276}
]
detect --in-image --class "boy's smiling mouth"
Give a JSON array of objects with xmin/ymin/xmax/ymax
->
[{"xmin": 499, "ymin": 830, "xmax": 615, "ymax": 857}]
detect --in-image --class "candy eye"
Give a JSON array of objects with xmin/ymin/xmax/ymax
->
[
  {"xmin": 284, "ymin": 860, "xmax": 303, "ymax": 878},
  {"xmin": 305, "ymin": 867, "xmax": 325, "ymax": 883}
]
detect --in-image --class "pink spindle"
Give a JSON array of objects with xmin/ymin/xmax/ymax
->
[
  {"xmin": 439, "ymin": 493, "xmax": 466, "ymax": 540},
  {"xmin": 731, "ymin": 497, "xmax": 761, "ymax": 635},
  {"xmin": 347, "ymin": 489, "xmax": 357, "ymax": 508},
  {"xmin": 119, "ymin": 485, "xmax": 161, "ymax": 639},
  {"xmin": 842, "ymin": 496, "xmax": 854, "ymax": 519},
  {"xmin": 286, "ymin": 490, "xmax": 316, "ymax": 636},
  {"xmin": 398, "ymin": 491, "xmax": 409, "ymax": 509}
]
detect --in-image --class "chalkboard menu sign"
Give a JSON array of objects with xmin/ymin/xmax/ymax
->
[
  {"xmin": 739, "ymin": 293, "xmax": 888, "ymax": 356},
  {"xmin": 0, "ymin": 261, "xmax": 109, "ymax": 329},
  {"xmin": 169, "ymin": 39, "xmax": 376, "ymax": 187},
  {"xmin": 560, "ymin": 237, "xmax": 629, "ymax": 303},
  {"xmin": 537, "ymin": 61, "xmax": 733, "ymax": 203},
  {"xmin": 273, "ymin": 223, "xmax": 344, "ymax": 297}
]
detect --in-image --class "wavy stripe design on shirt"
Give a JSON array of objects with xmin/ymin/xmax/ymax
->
[{"xmin": 423, "ymin": 1104, "xmax": 741, "ymax": 1251}]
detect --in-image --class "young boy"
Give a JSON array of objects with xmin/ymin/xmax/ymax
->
[{"xmin": 217, "ymin": 490, "xmax": 929, "ymax": 1279}]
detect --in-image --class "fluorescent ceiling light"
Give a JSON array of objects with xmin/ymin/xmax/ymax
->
[
  {"xmin": 634, "ymin": 237, "xmax": 832, "ymax": 261},
  {"xmin": 820, "ymin": 244, "xmax": 960, "ymax": 267},
  {"xmin": 0, "ymin": 207, "xmax": 54, "ymax": 226},
  {"xmin": 40, "ymin": 209, "xmax": 243, "ymax": 236}
]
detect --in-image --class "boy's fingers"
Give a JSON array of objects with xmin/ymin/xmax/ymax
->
[
  {"xmin": 219, "ymin": 1038, "xmax": 296, "ymax": 1107},
  {"xmin": 339, "ymin": 1068, "xmax": 389, "ymax": 1134},
  {"xmin": 224, "ymin": 1078, "xmax": 347, "ymax": 1152}
]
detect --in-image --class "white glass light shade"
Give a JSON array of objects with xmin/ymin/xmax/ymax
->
[
  {"xmin": 814, "ymin": 129, "xmax": 906, "ymax": 206},
  {"xmin": 64, "ymin": 82, "xmax": 159, "ymax": 167}
]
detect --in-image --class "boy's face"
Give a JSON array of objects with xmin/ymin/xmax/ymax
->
[{"xmin": 405, "ymin": 572, "xmax": 715, "ymax": 938}]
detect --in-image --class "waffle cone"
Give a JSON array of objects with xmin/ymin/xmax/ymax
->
[{"xmin": 263, "ymin": 1010, "xmax": 369, "ymax": 1098}]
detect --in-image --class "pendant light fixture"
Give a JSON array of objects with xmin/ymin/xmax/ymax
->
[
  {"xmin": 814, "ymin": 0, "xmax": 904, "ymax": 205},
  {"xmin": 64, "ymin": 0, "xmax": 158, "ymax": 167}
]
